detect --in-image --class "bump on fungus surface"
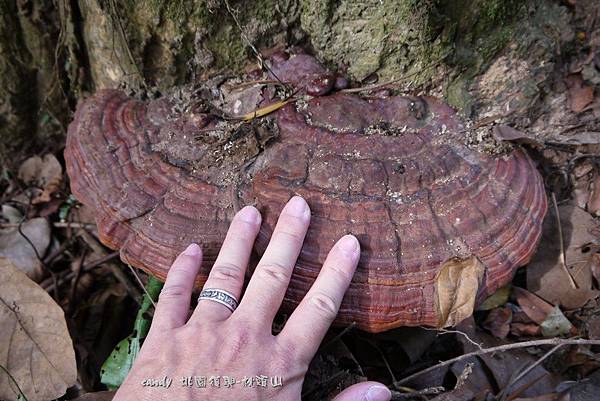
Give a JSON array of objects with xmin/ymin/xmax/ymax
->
[{"xmin": 64, "ymin": 52, "xmax": 547, "ymax": 332}]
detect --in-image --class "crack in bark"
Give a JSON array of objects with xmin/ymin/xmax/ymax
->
[{"xmin": 381, "ymin": 163, "xmax": 403, "ymax": 267}]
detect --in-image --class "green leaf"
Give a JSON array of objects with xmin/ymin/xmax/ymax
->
[
  {"xmin": 101, "ymin": 276, "xmax": 163, "ymax": 389},
  {"xmin": 58, "ymin": 195, "xmax": 78, "ymax": 222},
  {"xmin": 540, "ymin": 305, "xmax": 573, "ymax": 337},
  {"xmin": 478, "ymin": 285, "xmax": 512, "ymax": 311}
]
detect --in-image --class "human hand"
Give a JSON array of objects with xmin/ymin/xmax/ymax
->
[{"xmin": 113, "ymin": 196, "xmax": 391, "ymax": 401}]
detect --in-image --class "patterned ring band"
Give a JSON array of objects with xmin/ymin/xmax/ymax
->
[{"xmin": 197, "ymin": 288, "xmax": 239, "ymax": 312}]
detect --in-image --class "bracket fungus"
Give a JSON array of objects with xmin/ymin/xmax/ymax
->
[{"xmin": 65, "ymin": 53, "xmax": 547, "ymax": 332}]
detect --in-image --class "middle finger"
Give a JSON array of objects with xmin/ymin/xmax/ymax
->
[{"xmin": 236, "ymin": 196, "xmax": 310, "ymax": 328}]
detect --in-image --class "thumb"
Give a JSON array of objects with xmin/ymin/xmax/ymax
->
[{"xmin": 332, "ymin": 381, "xmax": 392, "ymax": 401}]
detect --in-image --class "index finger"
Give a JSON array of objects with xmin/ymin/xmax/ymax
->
[{"xmin": 277, "ymin": 234, "xmax": 360, "ymax": 364}]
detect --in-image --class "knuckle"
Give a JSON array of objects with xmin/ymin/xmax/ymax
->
[
  {"xmin": 220, "ymin": 321, "xmax": 255, "ymax": 360},
  {"xmin": 233, "ymin": 218, "xmax": 261, "ymax": 235},
  {"xmin": 210, "ymin": 262, "xmax": 244, "ymax": 282},
  {"xmin": 308, "ymin": 291, "xmax": 339, "ymax": 318},
  {"xmin": 158, "ymin": 284, "xmax": 188, "ymax": 302},
  {"xmin": 256, "ymin": 262, "xmax": 290, "ymax": 284},
  {"xmin": 173, "ymin": 254, "xmax": 199, "ymax": 269},
  {"xmin": 272, "ymin": 339, "xmax": 309, "ymax": 374},
  {"xmin": 281, "ymin": 208, "xmax": 309, "ymax": 224},
  {"xmin": 327, "ymin": 263, "xmax": 354, "ymax": 283},
  {"xmin": 275, "ymin": 228, "xmax": 305, "ymax": 243}
]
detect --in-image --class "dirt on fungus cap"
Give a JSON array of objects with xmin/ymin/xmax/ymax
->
[{"xmin": 64, "ymin": 52, "xmax": 547, "ymax": 333}]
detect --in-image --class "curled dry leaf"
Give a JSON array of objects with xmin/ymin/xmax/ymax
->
[
  {"xmin": 219, "ymin": 82, "xmax": 264, "ymax": 117},
  {"xmin": 435, "ymin": 256, "xmax": 485, "ymax": 328},
  {"xmin": 17, "ymin": 154, "xmax": 63, "ymax": 204},
  {"xmin": 0, "ymin": 205, "xmax": 23, "ymax": 224},
  {"xmin": 0, "ymin": 217, "xmax": 50, "ymax": 281},
  {"xmin": 492, "ymin": 125, "xmax": 541, "ymax": 146},
  {"xmin": 571, "ymin": 160, "xmax": 599, "ymax": 214},
  {"xmin": 0, "ymin": 258, "xmax": 77, "ymax": 401},
  {"xmin": 587, "ymin": 174, "xmax": 600, "ymax": 216}
]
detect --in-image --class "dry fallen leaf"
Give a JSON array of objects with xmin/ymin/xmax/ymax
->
[
  {"xmin": 513, "ymin": 394, "xmax": 563, "ymax": 401},
  {"xmin": 483, "ymin": 306, "xmax": 512, "ymax": 339},
  {"xmin": 591, "ymin": 253, "xmax": 600, "ymax": 285},
  {"xmin": 513, "ymin": 287, "xmax": 554, "ymax": 325},
  {"xmin": 540, "ymin": 306, "xmax": 574, "ymax": 337},
  {"xmin": 72, "ymin": 391, "xmax": 116, "ymax": 401},
  {"xmin": 492, "ymin": 125, "xmax": 541, "ymax": 146},
  {"xmin": 435, "ymin": 256, "xmax": 485, "ymax": 327},
  {"xmin": 17, "ymin": 154, "xmax": 63, "ymax": 204},
  {"xmin": 587, "ymin": 174, "xmax": 600, "ymax": 216},
  {"xmin": 511, "ymin": 322, "xmax": 542, "ymax": 337},
  {"xmin": 566, "ymin": 74, "xmax": 595, "ymax": 113},
  {"xmin": 550, "ymin": 131, "xmax": 600, "ymax": 145},
  {"xmin": 0, "ymin": 258, "xmax": 77, "ymax": 401},
  {"xmin": 220, "ymin": 83, "xmax": 265, "ymax": 117},
  {"xmin": 0, "ymin": 205, "xmax": 23, "ymax": 224},
  {"xmin": 0, "ymin": 217, "xmax": 50, "ymax": 281},
  {"xmin": 455, "ymin": 319, "xmax": 560, "ymax": 398},
  {"xmin": 527, "ymin": 203, "xmax": 600, "ymax": 309}
]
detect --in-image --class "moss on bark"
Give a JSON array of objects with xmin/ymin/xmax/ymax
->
[
  {"xmin": 0, "ymin": 0, "xmax": 584, "ymax": 160},
  {"xmin": 78, "ymin": 0, "xmax": 302, "ymax": 90}
]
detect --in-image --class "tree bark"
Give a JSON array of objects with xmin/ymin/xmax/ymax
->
[{"xmin": 0, "ymin": 0, "xmax": 598, "ymax": 162}]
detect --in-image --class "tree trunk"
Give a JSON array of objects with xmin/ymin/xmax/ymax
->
[{"xmin": 1, "ymin": 0, "xmax": 598, "ymax": 163}]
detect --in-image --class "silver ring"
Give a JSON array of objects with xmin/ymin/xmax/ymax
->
[{"xmin": 197, "ymin": 288, "xmax": 238, "ymax": 312}]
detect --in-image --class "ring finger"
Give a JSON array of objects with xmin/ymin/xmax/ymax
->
[{"xmin": 189, "ymin": 205, "xmax": 261, "ymax": 323}]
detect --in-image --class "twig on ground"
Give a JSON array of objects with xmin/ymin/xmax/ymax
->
[
  {"xmin": 322, "ymin": 322, "xmax": 357, "ymax": 350},
  {"xmin": 42, "ymin": 237, "xmax": 73, "ymax": 266},
  {"xmin": 67, "ymin": 248, "xmax": 87, "ymax": 315},
  {"xmin": 360, "ymin": 337, "xmax": 398, "ymax": 384},
  {"xmin": 77, "ymin": 230, "xmax": 142, "ymax": 301},
  {"xmin": 421, "ymin": 327, "xmax": 484, "ymax": 351},
  {"xmin": 394, "ymin": 338, "xmax": 600, "ymax": 386},
  {"xmin": 53, "ymin": 222, "xmax": 96, "ymax": 229},
  {"xmin": 498, "ymin": 344, "xmax": 562, "ymax": 400},
  {"xmin": 551, "ymin": 192, "xmax": 578, "ymax": 289},
  {"xmin": 127, "ymin": 263, "xmax": 157, "ymax": 309},
  {"xmin": 41, "ymin": 251, "xmax": 120, "ymax": 293},
  {"xmin": 0, "ymin": 222, "xmax": 96, "ymax": 229},
  {"xmin": 504, "ymin": 373, "xmax": 548, "ymax": 401},
  {"xmin": 390, "ymin": 386, "xmax": 445, "ymax": 399}
]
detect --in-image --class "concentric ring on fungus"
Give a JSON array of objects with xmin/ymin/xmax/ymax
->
[{"xmin": 65, "ymin": 53, "xmax": 547, "ymax": 332}]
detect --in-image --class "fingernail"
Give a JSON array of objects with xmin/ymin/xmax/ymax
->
[
  {"xmin": 183, "ymin": 243, "xmax": 202, "ymax": 256},
  {"xmin": 286, "ymin": 196, "xmax": 309, "ymax": 219},
  {"xmin": 237, "ymin": 205, "xmax": 261, "ymax": 224},
  {"xmin": 338, "ymin": 235, "xmax": 359, "ymax": 258},
  {"xmin": 365, "ymin": 385, "xmax": 391, "ymax": 401}
]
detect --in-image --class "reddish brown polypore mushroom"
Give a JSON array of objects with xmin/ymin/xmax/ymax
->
[{"xmin": 65, "ymin": 53, "xmax": 547, "ymax": 332}]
